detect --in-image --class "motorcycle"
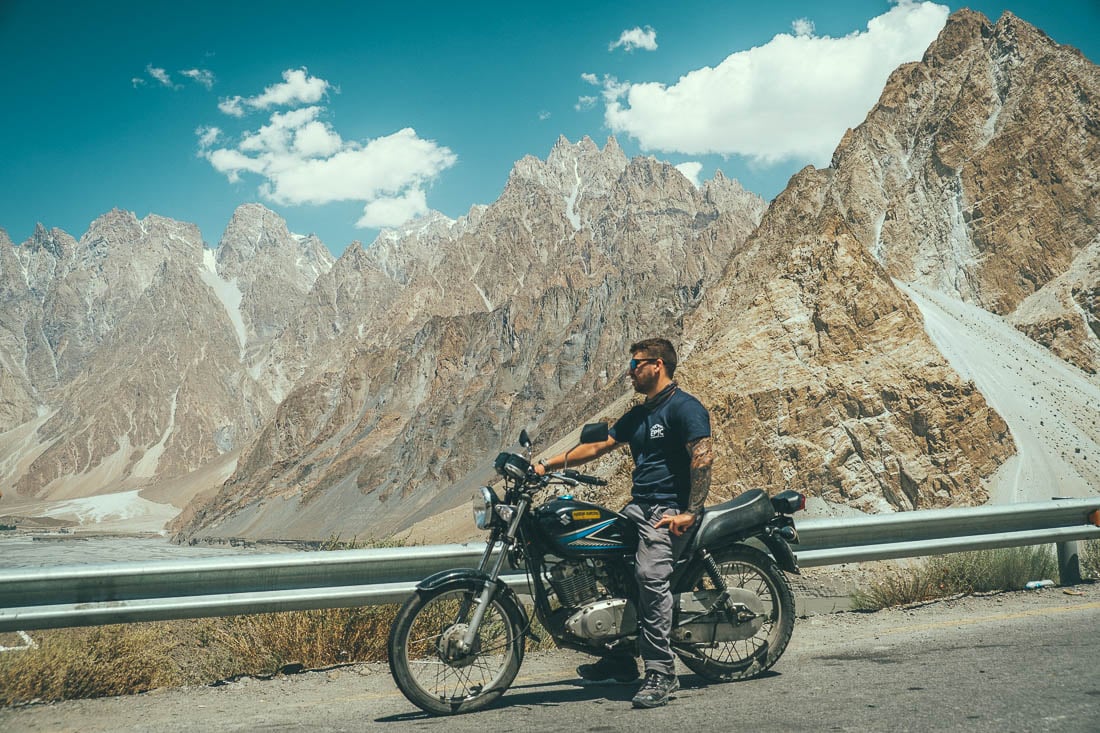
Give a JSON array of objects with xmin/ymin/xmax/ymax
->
[{"xmin": 387, "ymin": 423, "xmax": 806, "ymax": 715}]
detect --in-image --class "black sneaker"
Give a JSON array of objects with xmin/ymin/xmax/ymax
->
[
  {"xmin": 631, "ymin": 671, "xmax": 679, "ymax": 708},
  {"xmin": 576, "ymin": 656, "xmax": 640, "ymax": 684}
]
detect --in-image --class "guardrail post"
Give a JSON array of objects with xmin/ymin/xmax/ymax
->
[{"xmin": 1057, "ymin": 541, "xmax": 1082, "ymax": 586}]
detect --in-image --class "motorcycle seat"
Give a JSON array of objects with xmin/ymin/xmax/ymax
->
[{"xmin": 690, "ymin": 489, "xmax": 775, "ymax": 551}]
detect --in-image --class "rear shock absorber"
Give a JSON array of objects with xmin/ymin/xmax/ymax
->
[{"xmin": 701, "ymin": 549, "xmax": 730, "ymax": 600}]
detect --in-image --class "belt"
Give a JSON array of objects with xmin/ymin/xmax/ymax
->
[{"xmin": 630, "ymin": 498, "xmax": 681, "ymax": 515}]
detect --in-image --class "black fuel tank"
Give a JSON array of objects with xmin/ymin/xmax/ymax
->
[{"xmin": 534, "ymin": 497, "xmax": 635, "ymax": 558}]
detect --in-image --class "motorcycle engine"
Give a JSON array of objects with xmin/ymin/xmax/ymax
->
[
  {"xmin": 548, "ymin": 561, "xmax": 637, "ymax": 640},
  {"xmin": 548, "ymin": 561, "xmax": 602, "ymax": 607}
]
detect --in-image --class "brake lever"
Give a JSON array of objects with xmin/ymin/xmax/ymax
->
[{"xmin": 550, "ymin": 471, "xmax": 580, "ymax": 487}]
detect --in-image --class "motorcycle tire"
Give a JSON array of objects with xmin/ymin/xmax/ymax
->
[
  {"xmin": 388, "ymin": 579, "xmax": 526, "ymax": 715},
  {"xmin": 674, "ymin": 545, "xmax": 795, "ymax": 682}
]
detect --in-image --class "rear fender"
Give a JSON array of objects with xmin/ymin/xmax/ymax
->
[{"xmin": 760, "ymin": 534, "xmax": 800, "ymax": 575}]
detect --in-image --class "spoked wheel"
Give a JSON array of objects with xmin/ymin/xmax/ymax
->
[
  {"xmin": 388, "ymin": 581, "xmax": 525, "ymax": 715},
  {"xmin": 674, "ymin": 546, "xmax": 795, "ymax": 682}
]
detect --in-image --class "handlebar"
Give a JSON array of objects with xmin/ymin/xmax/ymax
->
[{"xmin": 547, "ymin": 469, "xmax": 607, "ymax": 487}]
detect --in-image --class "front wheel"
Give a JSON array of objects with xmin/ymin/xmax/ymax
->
[
  {"xmin": 387, "ymin": 580, "xmax": 526, "ymax": 715},
  {"xmin": 674, "ymin": 545, "xmax": 795, "ymax": 682}
]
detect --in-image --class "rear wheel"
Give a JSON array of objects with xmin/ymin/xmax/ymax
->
[
  {"xmin": 674, "ymin": 545, "xmax": 795, "ymax": 682},
  {"xmin": 387, "ymin": 580, "xmax": 525, "ymax": 715}
]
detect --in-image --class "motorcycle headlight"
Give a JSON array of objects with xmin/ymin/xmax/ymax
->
[{"xmin": 472, "ymin": 486, "xmax": 496, "ymax": 530}]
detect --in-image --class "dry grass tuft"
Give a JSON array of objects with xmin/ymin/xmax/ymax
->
[
  {"xmin": 204, "ymin": 606, "xmax": 398, "ymax": 679},
  {"xmin": 1082, "ymin": 539, "xmax": 1100, "ymax": 580},
  {"xmin": 851, "ymin": 545, "xmax": 1058, "ymax": 611},
  {"xmin": 0, "ymin": 624, "xmax": 183, "ymax": 705}
]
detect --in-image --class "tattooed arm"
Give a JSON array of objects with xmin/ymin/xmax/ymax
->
[
  {"xmin": 684, "ymin": 436, "xmax": 715, "ymax": 515},
  {"xmin": 656, "ymin": 436, "xmax": 714, "ymax": 536}
]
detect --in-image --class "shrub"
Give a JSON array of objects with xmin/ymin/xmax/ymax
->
[
  {"xmin": 201, "ymin": 605, "xmax": 398, "ymax": 679},
  {"xmin": 0, "ymin": 624, "xmax": 182, "ymax": 705},
  {"xmin": 1082, "ymin": 539, "xmax": 1100, "ymax": 579},
  {"xmin": 851, "ymin": 545, "xmax": 1057, "ymax": 611}
]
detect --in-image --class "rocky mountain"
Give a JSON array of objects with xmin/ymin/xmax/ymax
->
[
  {"xmin": 174, "ymin": 136, "xmax": 768, "ymax": 542},
  {"xmin": 676, "ymin": 9, "xmax": 1099, "ymax": 514},
  {"xmin": 0, "ymin": 206, "xmax": 332, "ymax": 508},
  {"xmin": 397, "ymin": 8, "xmax": 1100, "ymax": 540},
  {"xmin": 5, "ymin": 10, "xmax": 1095, "ymax": 541},
  {"xmin": 826, "ymin": 10, "xmax": 1100, "ymax": 374}
]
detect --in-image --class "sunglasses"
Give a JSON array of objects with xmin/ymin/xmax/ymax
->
[{"xmin": 629, "ymin": 358, "xmax": 659, "ymax": 372}]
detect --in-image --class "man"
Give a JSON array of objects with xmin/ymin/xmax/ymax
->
[{"xmin": 534, "ymin": 338, "xmax": 714, "ymax": 709}]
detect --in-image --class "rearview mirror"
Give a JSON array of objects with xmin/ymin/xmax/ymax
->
[
  {"xmin": 579, "ymin": 422, "xmax": 609, "ymax": 444},
  {"xmin": 519, "ymin": 429, "xmax": 532, "ymax": 449}
]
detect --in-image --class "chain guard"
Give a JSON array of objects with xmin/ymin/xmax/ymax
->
[{"xmin": 672, "ymin": 588, "xmax": 768, "ymax": 643}]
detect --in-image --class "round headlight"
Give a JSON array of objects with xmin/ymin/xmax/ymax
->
[{"xmin": 472, "ymin": 486, "xmax": 495, "ymax": 530}]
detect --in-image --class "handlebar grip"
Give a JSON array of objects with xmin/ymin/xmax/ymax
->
[{"xmin": 562, "ymin": 469, "xmax": 607, "ymax": 486}]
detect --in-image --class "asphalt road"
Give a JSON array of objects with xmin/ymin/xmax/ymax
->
[{"xmin": 3, "ymin": 584, "xmax": 1099, "ymax": 732}]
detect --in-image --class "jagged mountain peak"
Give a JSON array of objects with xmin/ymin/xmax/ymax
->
[
  {"xmin": 218, "ymin": 204, "xmax": 293, "ymax": 255},
  {"xmin": 546, "ymin": 134, "xmax": 628, "ymax": 171},
  {"xmin": 215, "ymin": 204, "xmax": 333, "ymax": 284},
  {"xmin": 703, "ymin": 170, "xmax": 768, "ymax": 220},
  {"xmin": 374, "ymin": 210, "xmax": 456, "ymax": 244},
  {"xmin": 510, "ymin": 135, "xmax": 629, "ymax": 191},
  {"xmin": 825, "ymin": 4, "xmax": 1100, "ymax": 315},
  {"xmin": 548, "ymin": 133, "xmax": 599, "ymax": 160},
  {"xmin": 23, "ymin": 223, "xmax": 77, "ymax": 259},
  {"xmin": 79, "ymin": 209, "xmax": 203, "ymax": 260}
]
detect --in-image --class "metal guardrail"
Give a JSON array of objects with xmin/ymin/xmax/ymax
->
[{"xmin": 1, "ymin": 498, "xmax": 1097, "ymax": 634}]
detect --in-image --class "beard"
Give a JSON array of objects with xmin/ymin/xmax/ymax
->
[{"xmin": 631, "ymin": 370, "xmax": 658, "ymax": 394}]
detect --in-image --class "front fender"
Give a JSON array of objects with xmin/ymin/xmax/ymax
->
[
  {"xmin": 417, "ymin": 568, "xmax": 488, "ymax": 592},
  {"xmin": 415, "ymin": 568, "xmax": 534, "ymax": 638}
]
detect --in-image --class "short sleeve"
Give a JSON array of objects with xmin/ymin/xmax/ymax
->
[
  {"xmin": 676, "ymin": 396, "xmax": 711, "ymax": 444},
  {"xmin": 610, "ymin": 406, "xmax": 643, "ymax": 443}
]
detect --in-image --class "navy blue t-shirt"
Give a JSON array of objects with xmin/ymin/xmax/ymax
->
[{"xmin": 610, "ymin": 388, "xmax": 711, "ymax": 508}]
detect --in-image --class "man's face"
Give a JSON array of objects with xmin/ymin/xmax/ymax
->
[{"xmin": 629, "ymin": 352, "xmax": 661, "ymax": 393}]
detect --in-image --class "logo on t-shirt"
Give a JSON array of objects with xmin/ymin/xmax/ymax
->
[{"xmin": 649, "ymin": 423, "xmax": 665, "ymax": 439}]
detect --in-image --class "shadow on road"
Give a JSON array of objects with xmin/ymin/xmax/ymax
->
[{"xmin": 374, "ymin": 671, "xmax": 781, "ymax": 722}]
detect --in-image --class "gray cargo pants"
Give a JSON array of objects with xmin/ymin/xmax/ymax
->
[{"xmin": 622, "ymin": 501, "xmax": 691, "ymax": 676}]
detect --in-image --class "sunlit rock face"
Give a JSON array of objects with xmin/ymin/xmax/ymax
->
[
  {"xmin": 825, "ymin": 10, "xmax": 1100, "ymax": 373},
  {"xmin": 174, "ymin": 137, "xmax": 767, "ymax": 542},
  {"xmin": 0, "ymin": 205, "xmax": 331, "ymax": 508},
  {"xmin": 679, "ymin": 9, "xmax": 1099, "ymax": 514},
  {"xmin": 6, "ymin": 8, "xmax": 1097, "ymax": 541}
]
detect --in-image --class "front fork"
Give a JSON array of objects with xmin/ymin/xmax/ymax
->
[{"xmin": 458, "ymin": 499, "xmax": 529, "ymax": 653}]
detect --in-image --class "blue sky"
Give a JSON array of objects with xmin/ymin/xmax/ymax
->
[{"xmin": 1, "ymin": 1, "xmax": 1097, "ymax": 256}]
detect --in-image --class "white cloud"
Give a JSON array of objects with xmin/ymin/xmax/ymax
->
[
  {"xmin": 357, "ymin": 189, "xmax": 428, "ymax": 229},
  {"xmin": 218, "ymin": 96, "xmax": 245, "ymax": 117},
  {"xmin": 538, "ymin": 110, "xmax": 552, "ymax": 121},
  {"xmin": 293, "ymin": 120, "xmax": 342, "ymax": 157},
  {"xmin": 674, "ymin": 162, "xmax": 704, "ymax": 188},
  {"xmin": 581, "ymin": 72, "xmax": 600, "ymax": 85},
  {"xmin": 601, "ymin": 1, "xmax": 949, "ymax": 165},
  {"xmin": 575, "ymin": 95, "xmax": 597, "ymax": 111},
  {"xmin": 216, "ymin": 68, "xmax": 330, "ymax": 118},
  {"xmin": 146, "ymin": 65, "xmax": 173, "ymax": 87},
  {"xmin": 610, "ymin": 26, "xmax": 658, "ymax": 53},
  {"xmin": 131, "ymin": 77, "xmax": 146, "ymax": 88},
  {"xmin": 200, "ymin": 97, "xmax": 456, "ymax": 228},
  {"xmin": 792, "ymin": 18, "xmax": 815, "ymax": 37},
  {"xmin": 181, "ymin": 68, "xmax": 215, "ymax": 89},
  {"xmin": 196, "ymin": 126, "xmax": 221, "ymax": 149},
  {"xmin": 251, "ymin": 68, "xmax": 329, "ymax": 108}
]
